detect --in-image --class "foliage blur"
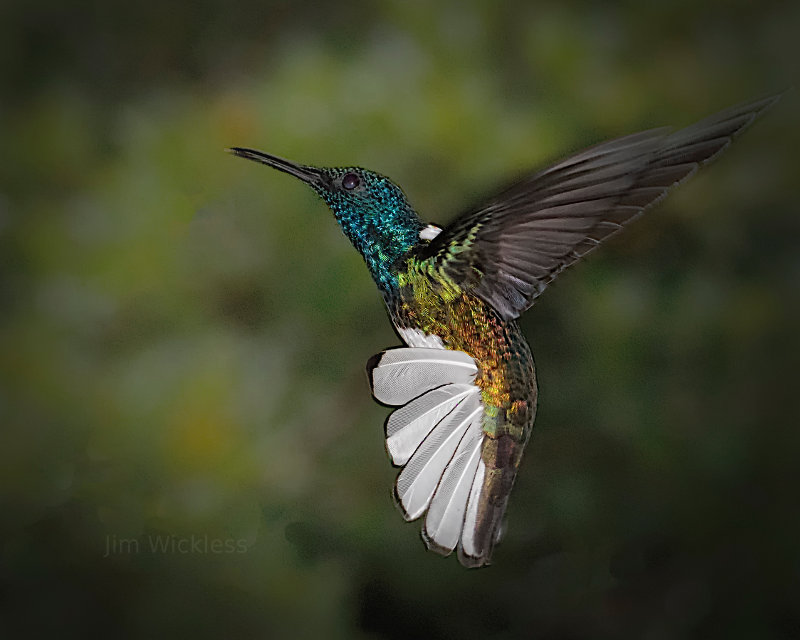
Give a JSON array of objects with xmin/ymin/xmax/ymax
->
[{"xmin": 1, "ymin": 1, "xmax": 798, "ymax": 638}]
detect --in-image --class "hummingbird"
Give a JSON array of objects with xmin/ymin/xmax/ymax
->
[{"xmin": 230, "ymin": 95, "xmax": 778, "ymax": 568}]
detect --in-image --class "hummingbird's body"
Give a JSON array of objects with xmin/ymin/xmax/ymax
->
[
  {"xmin": 390, "ymin": 262, "xmax": 537, "ymax": 561},
  {"xmin": 231, "ymin": 94, "xmax": 778, "ymax": 567}
]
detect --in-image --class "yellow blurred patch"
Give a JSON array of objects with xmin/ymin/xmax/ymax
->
[{"xmin": 164, "ymin": 395, "xmax": 236, "ymax": 472}]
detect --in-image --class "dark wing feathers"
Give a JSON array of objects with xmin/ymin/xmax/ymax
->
[{"xmin": 420, "ymin": 95, "xmax": 780, "ymax": 320}]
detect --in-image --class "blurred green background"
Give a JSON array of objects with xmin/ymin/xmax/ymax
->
[{"xmin": 1, "ymin": 0, "xmax": 799, "ymax": 638}]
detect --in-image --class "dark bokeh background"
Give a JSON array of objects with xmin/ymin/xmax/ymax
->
[{"xmin": 1, "ymin": 1, "xmax": 799, "ymax": 638}]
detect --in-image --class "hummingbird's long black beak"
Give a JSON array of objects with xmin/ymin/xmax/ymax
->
[{"xmin": 228, "ymin": 147, "xmax": 325, "ymax": 187}]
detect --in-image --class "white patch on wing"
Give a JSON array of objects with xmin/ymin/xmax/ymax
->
[
  {"xmin": 420, "ymin": 224, "xmax": 442, "ymax": 241},
  {"xmin": 397, "ymin": 326, "xmax": 446, "ymax": 349}
]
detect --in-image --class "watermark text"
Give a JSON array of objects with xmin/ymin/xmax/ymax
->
[{"xmin": 103, "ymin": 534, "xmax": 248, "ymax": 557}]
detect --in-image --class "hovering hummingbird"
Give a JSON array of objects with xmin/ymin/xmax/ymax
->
[{"xmin": 231, "ymin": 95, "xmax": 778, "ymax": 568}]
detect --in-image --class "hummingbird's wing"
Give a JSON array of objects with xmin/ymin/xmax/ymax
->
[
  {"xmin": 418, "ymin": 95, "xmax": 779, "ymax": 320},
  {"xmin": 368, "ymin": 347, "xmax": 489, "ymax": 559}
]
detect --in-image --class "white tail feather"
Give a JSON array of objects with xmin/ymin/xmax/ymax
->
[
  {"xmin": 396, "ymin": 394, "xmax": 482, "ymax": 521},
  {"xmin": 424, "ymin": 418, "xmax": 483, "ymax": 553},
  {"xmin": 386, "ymin": 384, "xmax": 475, "ymax": 466},
  {"xmin": 369, "ymin": 348, "xmax": 478, "ymax": 406},
  {"xmin": 368, "ymin": 345, "xmax": 487, "ymax": 556},
  {"xmin": 458, "ymin": 458, "xmax": 487, "ymax": 561}
]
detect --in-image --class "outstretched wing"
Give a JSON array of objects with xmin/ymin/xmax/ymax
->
[
  {"xmin": 418, "ymin": 95, "xmax": 780, "ymax": 320},
  {"xmin": 368, "ymin": 347, "xmax": 491, "ymax": 565}
]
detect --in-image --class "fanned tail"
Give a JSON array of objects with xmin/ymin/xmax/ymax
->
[{"xmin": 368, "ymin": 347, "xmax": 494, "ymax": 564}]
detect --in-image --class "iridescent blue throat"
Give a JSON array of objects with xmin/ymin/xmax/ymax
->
[{"xmin": 314, "ymin": 176, "xmax": 423, "ymax": 291}]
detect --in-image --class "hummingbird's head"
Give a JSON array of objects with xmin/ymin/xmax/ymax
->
[{"xmin": 230, "ymin": 148, "xmax": 424, "ymax": 290}]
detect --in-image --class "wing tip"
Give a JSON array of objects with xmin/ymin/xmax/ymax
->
[{"xmin": 743, "ymin": 90, "xmax": 785, "ymax": 117}]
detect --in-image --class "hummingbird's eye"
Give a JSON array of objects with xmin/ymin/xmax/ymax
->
[{"xmin": 342, "ymin": 172, "xmax": 360, "ymax": 190}]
